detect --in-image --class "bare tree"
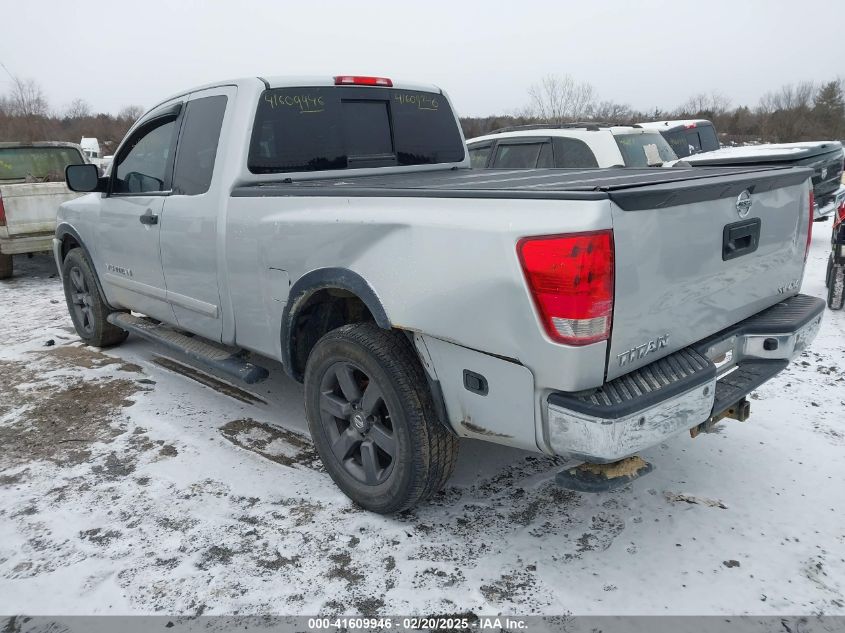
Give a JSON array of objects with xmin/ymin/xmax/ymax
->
[
  {"xmin": 758, "ymin": 81, "xmax": 815, "ymax": 141},
  {"xmin": 760, "ymin": 81, "xmax": 814, "ymax": 112},
  {"xmin": 7, "ymin": 76, "xmax": 49, "ymax": 118},
  {"xmin": 677, "ymin": 91, "xmax": 731, "ymax": 117},
  {"xmin": 592, "ymin": 100, "xmax": 633, "ymax": 123},
  {"xmin": 117, "ymin": 105, "xmax": 144, "ymax": 123},
  {"xmin": 64, "ymin": 98, "xmax": 91, "ymax": 119},
  {"xmin": 526, "ymin": 74, "xmax": 596, "ymax": 122}
]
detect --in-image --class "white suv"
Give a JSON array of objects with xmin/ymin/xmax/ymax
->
[{"xmin": 466, "ymin": 124, "xmax": 678, "ymax": 169}]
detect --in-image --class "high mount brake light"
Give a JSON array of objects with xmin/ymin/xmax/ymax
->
[
  {"xmin": 333, "ymin": 76, "xmax": 393, "ymax": 87},
  {"xmin": 684, "ymin": 123, "xmax": 697, "ymax": 129},
  {"xmin": 517, "ymin": 231, "xmax": 615, "ymax": 346}
]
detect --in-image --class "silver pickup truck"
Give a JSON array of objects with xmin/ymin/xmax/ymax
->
[{"xmin": 55, "ymin": 75, "xmax": 823, "ymax": 512}]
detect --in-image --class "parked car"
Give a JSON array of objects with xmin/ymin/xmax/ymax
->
[
  {"xmin": 636, "ymin": 119, "xmax": 720, "ymax": 157},
  {"xmin": 56, "ymin": 75, "xmax": 822, "ymax": 512},
  {"xmin": 0, "ymin": 142, "xmax": 87, "ymax": 279},
  {"xmin": 466, "ymin": 123, "xmax": 678, "ymax": 169},
  {"xmin": 639, "ymin": 119, "xmax": 845, "ymax": 220},
  {"xmin": 678, "ymin": 142, "xmax": 845, "ymax": 220},
  {"xmin": 80, "ymin": 137, "xmax": 107, "ymax": 173}
]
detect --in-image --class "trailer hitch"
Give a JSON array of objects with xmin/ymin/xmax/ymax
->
[{"xmin": 690, "ymin": 397, "xmax": 751, "ymax": 438}]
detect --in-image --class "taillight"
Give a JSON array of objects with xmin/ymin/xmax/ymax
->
[
  {"xmin": 805, "ymin": 189, "xmax": 814, "ymax": 262},
  {"xmin": 517, "ymin": 231, "xmax": 614, "ymax": 346},
  {"xmin": 333, "ymin": 75, "xmax": 393, "ymax": 87},
  {"xmin": 0, "ymin": 191, "xmax": 5, "ymax": 227},
  {"xmin": 836, "ymin": 198, "xmax": 845, "ymax": 225}
]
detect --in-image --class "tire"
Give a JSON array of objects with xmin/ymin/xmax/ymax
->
[
  {"xmin": 0, "ymin": 253, "xmax": 12, "ymax": 280},
  {"xmin": 826, "ymin": 254, "xmax": 833, "ymax": 288},
  {"xmin": 61, "ymin": 248, "xmax": 128, "ymax": 347},
  {"xmin": 304, "ymin": 323, "xmax": 458, "ymax": 513},
  {"xmin": 828, "ymin": 264, "xmax": 845, "ymax": 310}
]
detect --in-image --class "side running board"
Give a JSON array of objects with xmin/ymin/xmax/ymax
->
[{"xmin": 106, "ymin": 313, "xmax": 269, "ymax": 384}]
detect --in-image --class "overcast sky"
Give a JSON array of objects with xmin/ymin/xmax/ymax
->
[{"xmin": 2, "ymin": 0, "xmax": 843, "ymax": 117}]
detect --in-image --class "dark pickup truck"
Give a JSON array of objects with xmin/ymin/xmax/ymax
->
[{"xmin": 638, "ymin": 120, "xmax": 845, "ymax": 220}]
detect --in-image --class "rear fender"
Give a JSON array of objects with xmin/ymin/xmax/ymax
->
[{"xmin": 280, "ymin": 267, "xmax": 391, "ymax": 380}]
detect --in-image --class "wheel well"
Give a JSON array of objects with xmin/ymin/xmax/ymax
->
[
  {"xmin": 289, "ymin": 288, "xmax": 379, "ymax": 380},
  {"xmin": 60, "ymin": 234, "xmax": 81, "ymax": 261}
]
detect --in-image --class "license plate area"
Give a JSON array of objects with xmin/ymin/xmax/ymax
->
[{"xmin": 698, "ymin": 335, "xmax": 739, "ymax": 376}]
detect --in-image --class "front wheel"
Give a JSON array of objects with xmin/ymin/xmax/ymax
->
[
  {"xmin": 304, "ymin": 323, "xmax": 458, "ymax": 513},
  {"xmin": 62, "ymin": 248, "xmax": 128, "ymax": 347}
]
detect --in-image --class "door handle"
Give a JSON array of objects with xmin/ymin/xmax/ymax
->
[{"xmin": 139, "ymin": 209, "xmax": 158, "ymax": 226}]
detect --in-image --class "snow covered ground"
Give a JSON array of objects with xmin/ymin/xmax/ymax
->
[{"xmin": 0, "ymin": 230, "xmax": 843, "ymax": 617}]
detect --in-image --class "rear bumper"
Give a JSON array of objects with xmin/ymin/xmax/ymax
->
[
  {"xmin": 546, "ymin": 294, "xmax": 824, "ymax": 462},
  {"xmin": 0, "ymin": 232, "xmax": 54, "ymax": 255}
]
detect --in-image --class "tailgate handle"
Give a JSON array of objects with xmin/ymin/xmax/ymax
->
[{"xmin": 722, "ymin": 218, "xmax": 761, "ymax": 261}]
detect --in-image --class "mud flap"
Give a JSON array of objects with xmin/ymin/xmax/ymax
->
[{"xmin": 555, "ymin": 456, "xmax": 654, "ymax": 492}]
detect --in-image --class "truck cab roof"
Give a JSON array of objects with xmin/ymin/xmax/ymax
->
[
  {"xmin": 637, "ymin": 119, "xmax": 720, "ymax": 158},
  {"xmin": 141, "ymin": 75, "xmax": 443, "ymax": 120},
  {"xmin": 637, "ymin": 119, "xmax": 714, "ymax": 132}
]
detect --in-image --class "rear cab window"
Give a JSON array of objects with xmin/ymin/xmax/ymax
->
[
  {"xmin": 661, "ymin": 124, "xmax": 718, "ymax": 157},
  {"xmin": 662, "ymin": 129, "xmax": 691, "ymax": 157},
  {"xmin": 615, "ymin": 133, "xmax": 677, "ymax": 167},
  {"xmin": 695, "ymin": 124, "xmax": 719, "ymax": 152},
  {"xmin": 248, "ymin": 87, "xmax": 465, "ymax": 173},
  {"xmin": 0, "ymin": 146, "xmax": 85, "ymax": 182}
]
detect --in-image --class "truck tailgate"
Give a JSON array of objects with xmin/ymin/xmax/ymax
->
[
  {"xmin": 605, "ymin": 167, "xmax": 812, "ymax": 381},
  {"xmin": 0, "ymin": 182, "xmax": 80, "ymax": 236}
]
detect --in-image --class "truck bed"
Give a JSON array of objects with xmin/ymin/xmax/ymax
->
[{"xmin": 233, "ymin": 165, "xmax": 811, "ymax": 209}]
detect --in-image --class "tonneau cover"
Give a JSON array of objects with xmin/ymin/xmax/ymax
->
[
  {"xmin": 680, "ymin": 141, "xmax": 842, "ymax": 166},
  {"xmin": 233, "ymin": 166, "xmax": 812, "ymax": 210}
]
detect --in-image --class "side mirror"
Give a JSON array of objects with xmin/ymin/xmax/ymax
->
[{"xmin": 66, "ymin": 164, "xmax": 106, "ymax": 192}]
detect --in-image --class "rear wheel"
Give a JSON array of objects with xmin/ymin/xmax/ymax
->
[
  {"xmin": 62, "ymin": 248, "xmax": 128, "ymax": 347},
  {"xmin": 0, "ymin": 253, "xmax": 12, "ymax": 280},
  {"xmin": 304, "ymin": 323, "xmax": 458, "ymax": 513},
  {"xmin": 828, "ymin": 264, "xmax": 845, "ymax": 310}
]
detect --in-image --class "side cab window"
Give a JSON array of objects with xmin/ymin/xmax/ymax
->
[
  {"xmin": 172, "ymin": 95, "xmax": 228, "ymax": 195},
  {"xmin": 468, "ymin": 143, "xmax": 492, "ymax": 168},
  {"xmin": 112, "ymin": 106, "xmax": 181, "ymax": 194},
  {"xmin": 491, "ymin": 140, "xmax": 552, "ymax": 168},
  {"xmin": 552, "ymin": 137, "xmax": 599, "ymax": 168}
]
